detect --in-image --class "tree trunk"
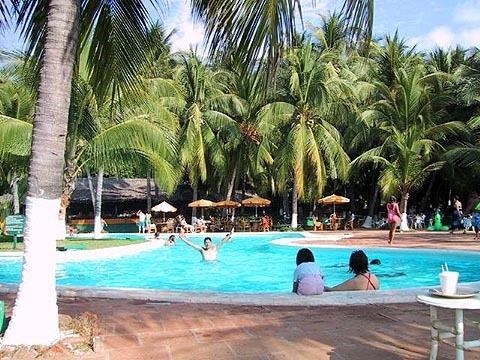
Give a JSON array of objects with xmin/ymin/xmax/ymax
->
[
  {"xmin": 191, "ymin": 183, "xmax": 198, "ymax": 219},
  {"xmin": 146, "ymin": 171, "xmax": 152, "ymax": 212},
  {"xmin": 59, "ymin": 159, "xmax": 77, "ymax": 241},
  {"xmin": 419, "ymin": 173, "xmax": 436, "ymax": 213},
  {"xmin": 400, "ymin": 192, "xmax": 410, "ymax": 231},
  {"xmin": 226, "ymin": 165, "xmax": 237, "ymax": 201},
  {"xmin": 3, "ymin": 0, "xmax": 80, "ymax": 345},
  {"xmin": 291, "ymin": 180, "xmax": 298, "ymax": 229},
  {"xmin": 11, "ymin": 171, "xmax": 20, "ymax": 214},
  {"xmin": 282, "ymin": 191, "xmax": 289, "ymax": 220},
  {"xmin": 93, "ymin": 168, "xmax": 104, "ymax": 239},
  {"xmin": 87, "ymin": 170, "xmax": 96, "ymax": 210},
  {"xmin": 362, "ymin": 184, "xmax": 380, "ymax": 228}
]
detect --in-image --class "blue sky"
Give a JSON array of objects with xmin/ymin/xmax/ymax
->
[{"xmin": 1, "ymin": 0, "xmax": 479, "ymax": 53}]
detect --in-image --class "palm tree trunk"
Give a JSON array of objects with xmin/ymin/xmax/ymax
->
[
  {"xmin": 59, "ymin": 159, "xmax": 77, "ymax": 240},
  {"xmin": 87, "ymin": 170, "xmax": 96, "ymax": 209},
  {"xmin": 291, "ymin": 181, "xmax": 298, "ymax": 229},
  {"xmin": 146, "ymin": 171, "xmax": 152, "ymax": 212},
  {"xmin": 3, "ymin": 0, "xmax": 80, "ymax": 345},
  {"xmin": 11, "ymin": 171, "xmax": 19, "ymax": 214},
  {"xmin": 226, "ymin": 165, "xmax": 237, "ymax": 201},
  {"xmin": 400, "ymin": 192, "xmax": 410, "ymax": 231},
  {"xmin": 191, "ymin": 183, "xmax": 198, "ymax": 219},
  {"xmin": 93, "ymin": 167, "xmax": 104, "ymax": 239},
  {"xmin": 282, "ymin": 191, "xmax": 289, "ymax": 220},
  {"xmin": 362, "ymin": 184, "xmax": 380, "ymax": 228}
]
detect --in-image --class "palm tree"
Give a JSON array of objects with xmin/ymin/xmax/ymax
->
[
  {"xmin": 4, "ymin": 0, "xmax": 308, "ymax": 344},
  {"xmin": 0, "ymin": 57, "xmax": 35, "ymax": 213},
  {"xmin": 262, "ymin": 40, "xmax": 350, "ymax": 228},
  {"xmin": 354, "ymin": 66, "xmax": 465, "ymax": 230},
  {"xmin": 172, "ymin": 51, "xmax": 235, "ymax": 217}
]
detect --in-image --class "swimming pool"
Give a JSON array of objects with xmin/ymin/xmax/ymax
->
[{"xmin": 1, "ymin": 233, "xmax": 479, "ymax": 293}]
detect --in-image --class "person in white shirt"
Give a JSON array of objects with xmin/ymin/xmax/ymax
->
[
  {"xmin": 179, "ymin": 228, "xmax": 234, "ymax": 261},
  {"xmin": 293, "ymin": 248, "xmax": 324, "ymax": 295}
]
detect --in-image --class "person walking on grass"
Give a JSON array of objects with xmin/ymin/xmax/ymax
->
[
  {"xmin": 386, "ymin": 196, "xmax": 401, "ymax": 245},
  {"xmin": 179, "ymin": 228, "xmax": 234, "ymax": 261}
]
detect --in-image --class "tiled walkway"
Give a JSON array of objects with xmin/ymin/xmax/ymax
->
[{"xmin": 2, "ymin": 229, "xmax": 480, "ymax": 359}]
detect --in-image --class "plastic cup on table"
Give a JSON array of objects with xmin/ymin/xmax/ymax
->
[{"xmin": 439, "ymin": 271, "xmax": 459, "ymax": 295}]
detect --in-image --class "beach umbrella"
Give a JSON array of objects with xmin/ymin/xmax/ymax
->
[
  {"xmin": 215, "ymin": 200, "xmax": 241, "ymax": 221},
  {"xmin": 214, "ymin": 200, "xmax": 241, "ymax": 208},
  {"xmin": 318, "ymin": 194, "xmax": 350, "ymax": 213},
  {"xmin": 188, "ymin": 198, "xmax": 216, "ymax": 218},
  {"xmin": 151, "ymin": 201, "xmax": 177, "ymax": 221},
  {"xmin": 241, "ymin": 197, "xmax": 271, "ymax": 217},
  {"xmin": 188, "ymin": 199, "xmax": 216, "ymax": 208}
]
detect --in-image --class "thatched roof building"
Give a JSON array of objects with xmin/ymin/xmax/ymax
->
[{"xmin": 69, "ymin": 178, "xmax": 193, "ymax": 216}]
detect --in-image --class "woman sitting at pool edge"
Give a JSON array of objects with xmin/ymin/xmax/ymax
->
[
  {"xmin": 293, "ymin": 248, "xmax": 324, "ymax": 295},
  {"xmin": 325, "ymin": 250, "xmax": 379, "ymax": 291}
]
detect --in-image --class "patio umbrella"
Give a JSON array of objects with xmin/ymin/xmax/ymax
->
[
  {"xmin": 241, "ymin": 197, "xmax": 271, "ymax": 217},
  {"xmin": 151, "ymin": 201, "xmax": 177, "ymax": 221},
  {"xmin": 215, "ymin": 200, "xmax": 241, "ymax": 221},
  {"xmin": 188, "ymin": 198, "xmax": 216, "ymax": 218},
  {"xmin": 188, "ymin": 199, "xmax": 216, "ymax": 208},
  {"xmin": 214, "ymin": 200, "xmax": 241, "ymax": 208},
  {"xmin": 318, "ymin": 194, "xmax": 350, "ymax": 214}
]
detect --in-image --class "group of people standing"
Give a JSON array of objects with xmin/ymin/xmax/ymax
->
[{"xmin": 385, "ymin": 192, "xmax": 480, "ymax": 243}]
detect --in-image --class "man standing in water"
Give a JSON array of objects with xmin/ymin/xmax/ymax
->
[{"xmin": 179, "ymin": 228, "xmax": 234, "ymax": 261}]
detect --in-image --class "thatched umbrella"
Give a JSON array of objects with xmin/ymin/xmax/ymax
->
[
  {"xmin": 215, "ymin": 200, "xmax": 241, "ymax": 220},
  {"xmin": 215, "ymin": 200, "xmax": 241, "ymax": 208},
  {"xmin": 188, "ymin": 199, "xmax": 216, "ymax": 218},
  {"xmin": 151, "ymin": 201, "xmax": 177, "ymax": 221},
  {"xmin": 318, "ymin": 194, "xmax": 350, "ymax": 213},
  {"xmin": 241, "ymin": 197, "xmax": 271, "ymax": 217}
]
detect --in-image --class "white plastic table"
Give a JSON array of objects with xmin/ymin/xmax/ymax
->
[{"xmin": 417, "ymin": 293, "xmax": 480, "ymax": 360}]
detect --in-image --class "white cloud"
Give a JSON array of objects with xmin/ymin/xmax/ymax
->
[
  {"xmin": 164, "ymin": 0, "xmax": 205, "ymax": 52},
  {"xmin": 426, "ymin": 26, "xmax": 455, "ymax": 49},
  {"xmin": 454, "ymin": 0, "xmax": 480, "ymax": 24},
  {"xmin": 458, "ymin": 27, "xmax": 480, "ymax": 47}
]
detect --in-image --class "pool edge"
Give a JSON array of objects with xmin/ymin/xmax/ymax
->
[{"xmin": 2, "ymin": 282, "xmax": 480, "ymax": 306}]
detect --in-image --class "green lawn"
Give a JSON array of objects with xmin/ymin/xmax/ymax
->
[{"xmin": 0, "ymin": 235, "xmax": 147, "ymax": 252}]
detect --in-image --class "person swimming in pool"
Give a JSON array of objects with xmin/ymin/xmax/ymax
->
[{"xmin": 178, "ymin": 228, "xmax": 234, "ymax": 261}]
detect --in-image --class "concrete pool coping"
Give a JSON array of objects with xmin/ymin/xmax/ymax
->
[{"xmin": 1, "ymin": 229, "xmax": 480, "ymax": 306}]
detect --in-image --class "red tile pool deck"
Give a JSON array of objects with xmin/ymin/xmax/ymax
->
[{"xmin": 2, "ymin": 229, "xmax": 480, "ymax": 359}]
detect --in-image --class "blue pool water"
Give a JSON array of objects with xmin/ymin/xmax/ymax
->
[{"xmin": 1, "ymin": 233, "xmax": 479, "ymax": 293}]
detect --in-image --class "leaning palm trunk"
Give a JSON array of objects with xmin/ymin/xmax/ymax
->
[
  {"xmin": 2, "ymin": 0, "xmax": 80, "ymax": 345},
  {"xmin": 93, "ymin": 168, "xmax": 104, "ymax": 239}
]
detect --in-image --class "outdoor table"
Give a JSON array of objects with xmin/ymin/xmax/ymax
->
[
  {"xmin": 249, "ymin": 220, "xmax": 261, "ymax": 232},
  {"xmin": 157, "ymin": 222, "xmax": 168, "ymax": 232},
  {"xmin": 417, "ymin": 292, "xmax": 480, "ymax": 360}
]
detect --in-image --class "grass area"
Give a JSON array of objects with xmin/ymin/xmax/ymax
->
[{"xmin": 0, "ymin": 235, "xmax": 147, "ymax": 252}]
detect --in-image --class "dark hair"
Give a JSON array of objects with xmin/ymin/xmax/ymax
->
[
  {"xmin": 168, "ymin": 235, "xmax": 175, "ymax": 241},
  {"xmin": 204, "ymin": 237, "xmax": 212, "ymax": 244},
  {"xmin": 349, "ymin": 250, "xmax": 369, "ymax": 275},
  {"xmin": 453, "ymin": 195, "xmax": 459, "ymax": 201},
  {"xmin": 296, "ymin": 248, "xmax": 315, "ymax": 266},
  {"xmin": 370, "ymin": 259, "xmax": 381, "ymax": 265},
  {"xmin": 389, "ymin": 196, "xmax": 397, "ymax": 203}
]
